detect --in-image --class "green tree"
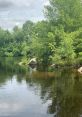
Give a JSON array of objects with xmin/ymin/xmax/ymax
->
[{"xmin": 44, "ymin": 0, "xmax": 82, "ymax": 31}]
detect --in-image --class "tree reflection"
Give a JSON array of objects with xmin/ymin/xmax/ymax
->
[
  {"xmin": 0, "ymin": 58, "xmax": 82, "ymax": 117},
  {"xmin": 25, "ymin": 69, "xmax": 82, "ymax": 117}
]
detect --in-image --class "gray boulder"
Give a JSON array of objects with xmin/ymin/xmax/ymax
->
[
  {"xmin": 78, "ymin": 67, "xmax": 82, "ymax": 74},
  {"xmin": 28, "ymin": 58, "xmax": 37, "ymax": 68}
]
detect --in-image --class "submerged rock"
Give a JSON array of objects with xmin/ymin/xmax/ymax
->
[{"xmin": 78, "ymin": 67, "xmax": 82, "ymax": 74}]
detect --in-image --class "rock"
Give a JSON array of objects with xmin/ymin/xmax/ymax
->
[
  {"xmin": 28, "ymin": 58, "xmax": 37, "ymax": 68},
  {"xmin": 78, "ymin": 67, "xmax": 82, "ymax": 74},
  {"xmin": 18, "ymin": 62, "xmax": 24, "ymax": 66},
  {"xmin": 51, "ymin": 64, "xmax": 55, "ymax": 67},
  {"xmin": 50, "ymin": 64, "xmax": 55, "ymax": 68},
  {"xmin": 18, "ymin": 61, "xmax": 27, "ymax": 66},
  {"xmin": 50, "ymin": 64, "xmax": 59, "ymax": 68}
]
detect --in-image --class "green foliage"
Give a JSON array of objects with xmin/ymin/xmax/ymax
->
[
  {"xmin": 60, "ymin": 33, "xmax": 75, "ymax": 63},
  {"xmin": 45, "ymin": 0, "xmax": 82, "ymax": 31},
  {"xmin": 0, "ymin": 0, "xmax": 82, "ymax": 65}
]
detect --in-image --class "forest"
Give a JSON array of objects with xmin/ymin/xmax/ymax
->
[{"xmin": 0, "ymin": 0, "xmax": 82, "ymax": 66}]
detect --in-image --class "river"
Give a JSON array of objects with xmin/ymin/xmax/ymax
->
[{"xmin": 0, "ymin": 57, "xmax": 82, "ymax": 117}]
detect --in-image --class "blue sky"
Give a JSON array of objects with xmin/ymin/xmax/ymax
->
[{"xmin": 0, "ymin": 0, "xmax": 49, "ymax": 30}]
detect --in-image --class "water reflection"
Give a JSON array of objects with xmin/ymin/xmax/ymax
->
[{"xmin": 0, "ymin": 57, "xmax": 82, "ymax": 117}]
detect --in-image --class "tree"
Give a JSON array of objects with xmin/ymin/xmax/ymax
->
[
  {"xmin": 22, "ymin": 20, "xmax": 34, "ymax": 42},
  {"xmin": 31, "ymin": 21, "xmax": 55, "ymax": 64},
  {"xmin": 44, "ymin": 0, "xmax": 82, "ymax": 31},
  {"xmin": 60, "ymin": 33, "xmax": 75, "ymax": 64}
]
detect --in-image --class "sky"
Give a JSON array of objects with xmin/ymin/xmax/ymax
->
[{"xmin": 0, "ymin": 0, "xmax": 49, "ymax": 30}]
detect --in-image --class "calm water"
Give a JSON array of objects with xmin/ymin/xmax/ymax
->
[{"xmin": 0, "ymin": 57, "xmax": 82, "ymax": 117}]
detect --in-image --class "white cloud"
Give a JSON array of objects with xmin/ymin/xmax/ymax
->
[
  {"xmin": 0, "ymin": 0, "xmax": 37, "ymax": 9},
  {"xmin": 43, "ymin": 0, "xmax": 49, "ymax": 5},
  {"xmin": 0, "ymin": 0, "xmax": 49, "ymax": 29}
]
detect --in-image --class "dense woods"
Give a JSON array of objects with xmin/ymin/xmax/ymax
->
[{"xmin": 0, "ymin": 0, "xmax": 82, "ymax": 65}]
